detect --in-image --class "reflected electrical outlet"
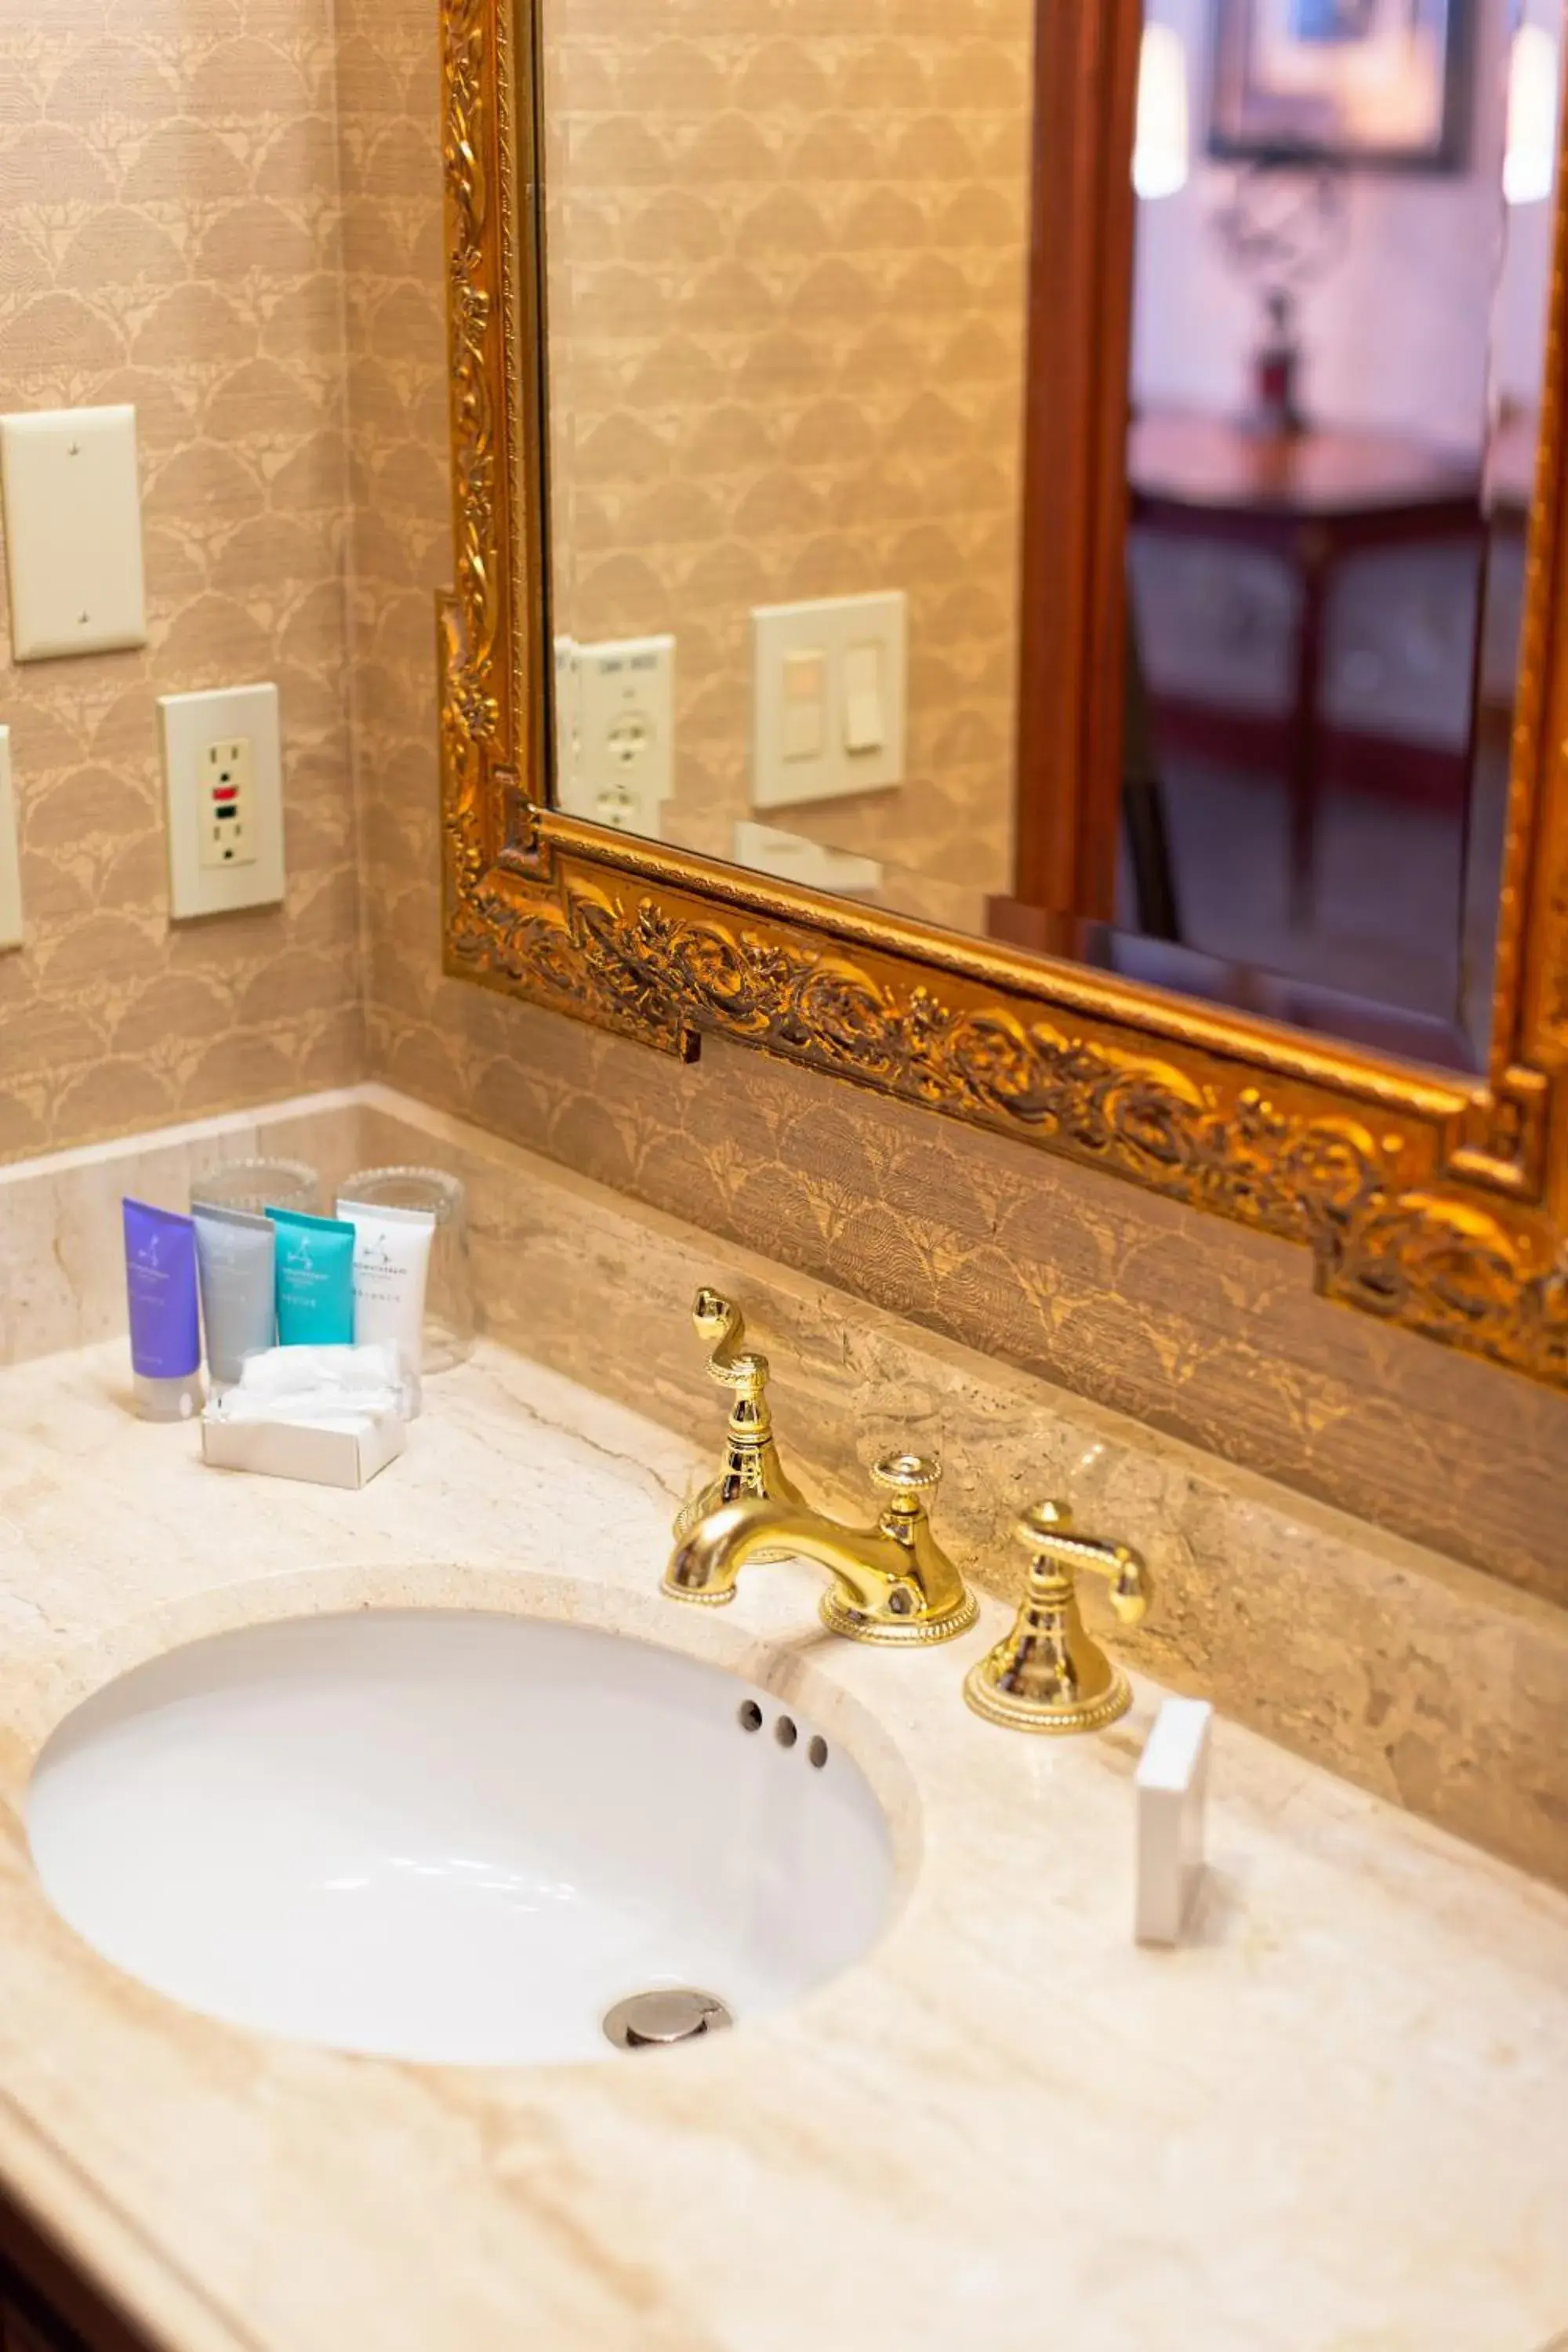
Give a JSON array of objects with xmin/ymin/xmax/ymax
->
[{"xmin": 552, "ymin": 633, "xmax": 673, "ymax": 841}]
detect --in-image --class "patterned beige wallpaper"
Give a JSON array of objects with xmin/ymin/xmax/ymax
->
[
  {"xmin": 336, "ymin": 0, "xmax": 1568, "ymax": 1606},
  {"xmin": 0, "ymin": 0, "xmax": 362, "ymax": 1162},
  {"xmin": 542, "ymin": 0, "xmax": 1032, "ymax": 933}
]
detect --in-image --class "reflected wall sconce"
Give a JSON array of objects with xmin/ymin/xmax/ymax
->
[
  {"xmin": 1504, "ymin": 19, "xmax": 1561, "ymax": 206},
  {"xmin": 1134, "ymin": 22, "xmax": 1191, "ymax": 200}
]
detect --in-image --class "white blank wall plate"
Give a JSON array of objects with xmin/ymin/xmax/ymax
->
[
  {"xmin": 0, "ymin": 405, "xmax": 147, "ymax": 663},
  {"xmin": 158, "ymin": 684, "xmax": 285, "ymax": 921},
  {"xmin": 752, "ymin": 592, "xmax": 906, "ymax": 811},
  {"xmin": 0, "ymin": 728, "xmax": 21, "ymax": 952}
]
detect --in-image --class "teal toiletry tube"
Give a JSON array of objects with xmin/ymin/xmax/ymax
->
[
  {"xmin": 122, "ymin": 1198, "xmax": 204, "ymax": 1421},
  {"xmin": 267, "ymin": 1207, "xmax": 356, "ymax": 1346},
  {"xmin": 193, "ymin": 1203, "xmax": 276, "ymax": 1387}
]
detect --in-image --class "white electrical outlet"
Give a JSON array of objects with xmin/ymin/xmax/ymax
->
[
  {"xmin": 554, "ymin": 634, "xmax": 673, "ymax": 839},
  {"xmin": 0, "ymin": 727, "xmax": 21, "ymax": 952},
  {"xmin": 159, "ymin": 684, "xmax": 285, "ymax": 920},
  {"xmin": 198, "ymin": 736, "xmax": 257, "ymax": 870}
]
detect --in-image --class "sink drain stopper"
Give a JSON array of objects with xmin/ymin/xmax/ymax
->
[{"xmin": 602, "ymin": 1988, "xmax": 735, "ymax": 2049}]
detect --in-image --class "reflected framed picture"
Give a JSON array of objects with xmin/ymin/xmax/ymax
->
[{"xmin": 1209, "ymin": 0, "xmax": 1467, "ymax": 169}]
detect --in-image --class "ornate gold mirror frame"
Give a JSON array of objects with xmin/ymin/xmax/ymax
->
[{"xmin": 439, "ymin": 0, "xmax": 1568, "ymax": 1388}]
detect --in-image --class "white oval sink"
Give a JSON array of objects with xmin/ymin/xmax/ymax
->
[{"xmin": 27, "ymin": 1611, "xmax": 894, "ymax": 2067}]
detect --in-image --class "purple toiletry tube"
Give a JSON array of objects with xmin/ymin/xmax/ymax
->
[{"xmin": 122, "ymin": 1198, "xmax": 204, "ymax": 1421}]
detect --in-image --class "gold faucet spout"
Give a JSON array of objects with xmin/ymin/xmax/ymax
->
[
  {"xmin": 671, "ymin": 1287, "xmax": 805, "ymax": 1561},
  {"xmin": 665, "ymin": 1499, "xmax": 909, "ymax": 1617},
  {"xmin": 663, "ymin": 1454, "xmax": 978, "ymax": 1646}
]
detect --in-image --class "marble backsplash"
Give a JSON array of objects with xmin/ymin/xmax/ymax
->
[
  {"xmin": 6, "ymin": 1078, "xmax": 1566, "ymax": 1892},
  {"xmin": 0, "ymin": 1088, "xmax": 366, "ymax": 1367}
]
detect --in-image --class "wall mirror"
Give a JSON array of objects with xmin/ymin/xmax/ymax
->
[{"xmin": 438, "ymin": 0, "xmax": 1568, "ymax": 1389}]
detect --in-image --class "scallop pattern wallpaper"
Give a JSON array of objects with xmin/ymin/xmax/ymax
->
[
  {"xmin": 0, "ymin": 0, "xmax": 362, "ymax": 1163},
  {"xmin": 540, "ymin": 0, "xmax": 1033, "ymax": 931}
]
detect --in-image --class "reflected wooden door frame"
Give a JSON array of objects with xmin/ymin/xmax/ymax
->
[
  {"xmin": 1010, "ymin": 0, "xmax": 1523, "ymax": 982},
  {"xmin": 1012, "ymin": 0, "xmax": 1142, "ymax": 925}
]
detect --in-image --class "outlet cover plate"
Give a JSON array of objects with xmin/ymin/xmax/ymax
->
[
  {"xmin": 159, "ymin": 684, "xmax": 285, "ymax": 920},
  {"xmin": 0, "ymin": 728, "xmax": 20, "ymax": 952},
  {"xmin": 557, "ymin": 634, "xmax": 673, "ymax": 839}
]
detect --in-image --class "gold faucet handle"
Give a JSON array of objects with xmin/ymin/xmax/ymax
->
[
  {"xmin": 1015, "ymin": 1501, "xmax": 1149, "ymax": 1626},
  {"xmin": 691, "ymin": 1287, "xmax": 769, "ymax": 1391},
  {"xmin": 693, "ymin": 1284, "xmax": 742, "ymax": 1356},
  {"xmin": 963, "ymin": 1499, "xmax": 1149, "ymax": 1735},
  {"xmin": 871, "ymin": 1453, "xmax": 942, "ymax": 1532},
  {"xmin": 872, "ymin": 1452, "xmax": 942, "ymax": 1501}
]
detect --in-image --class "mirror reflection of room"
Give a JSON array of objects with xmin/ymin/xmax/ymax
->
[
  {"xmin": 539, "ymin": 0, "xmax": 1563, "ymax": 1072},
  {"xmin": 1106, "ymin": 0, "xmax": 1563, "ymax": 1066},
  {"xmin": 539, "ymin": 0, "xmax": 1033, "ymax": 938}
]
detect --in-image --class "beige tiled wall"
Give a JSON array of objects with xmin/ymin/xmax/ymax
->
[
  {"xmin": 0, "ymin": 0, "xmax": 362, "ymax": 1163},
  {"xmin": 543, "ymin": 0, "xmax": 1032, "ymax": 931}
]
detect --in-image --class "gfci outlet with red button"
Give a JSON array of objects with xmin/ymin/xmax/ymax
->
[
  {"xmin": 199, "ymin": 737, "xmax": 256, "ymax": 870},
  {"xmin": 158, "ymin": 683, "xmax": 285, "ymax": 920}
]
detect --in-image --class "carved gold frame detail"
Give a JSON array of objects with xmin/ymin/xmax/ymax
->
[{"xmin": 439, "ymin": 0, "xmax": 1568, "ymax": 1388}]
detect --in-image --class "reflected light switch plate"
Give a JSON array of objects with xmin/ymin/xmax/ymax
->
[
  {"xmin": 752, "ymin": 591, "xmax": 906, "ymax": 809},
  {"xmin": 0, "ymin": 728, "xmax": 20, "ymax": 952},
  {"xmin": 0, "ymin": 406, "xmax": 147, "ymax": 663}
]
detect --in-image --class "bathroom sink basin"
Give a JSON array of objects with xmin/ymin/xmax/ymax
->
[{"xmin": 27, "ymin": 1611, "xmax": 893, "ymax": 2067}]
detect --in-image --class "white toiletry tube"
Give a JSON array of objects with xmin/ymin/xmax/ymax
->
[{"xmin": 336, "ymin": 1200, "xmax": 437, "ymax": 1410}]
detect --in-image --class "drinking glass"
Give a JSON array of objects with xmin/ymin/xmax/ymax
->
[
  {"xmin": 191, "ymin": 1156, "xmax": 319, "ymax": 1218},
  {"xmin": 336, "ymin": 1165, "xmax": 474, "ymax": 1374}
]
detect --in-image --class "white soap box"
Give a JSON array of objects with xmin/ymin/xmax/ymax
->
[
  {"xmin": 1134, "ymin": 1696, "xmax": 1213, "ymax": 1947},
  {"xmin": 201, "ymin": 1406, "xmax": 404, "ymax": 1490}
]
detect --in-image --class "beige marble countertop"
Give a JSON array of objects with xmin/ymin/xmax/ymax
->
[{"xmin": 0, "ymin": 1338, "xmax": 1565, "ymax": 2352}]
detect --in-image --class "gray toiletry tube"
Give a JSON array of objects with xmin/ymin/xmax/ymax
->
[{"xmin": 193, "ymin": 1203, "xmax": 277, "ymax": 1388}]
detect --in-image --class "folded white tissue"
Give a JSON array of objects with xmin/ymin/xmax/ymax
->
[{"xmin": 200, "ymin": 1344, "xmax": 407, "ymax": 1489}]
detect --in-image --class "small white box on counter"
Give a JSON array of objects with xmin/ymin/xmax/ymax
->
[
  {"xmin": 1135, "ymin": 1697, "xmax": 1213, "ymax": 1946},
  {"xmin": 201, "ymin": 1406, "xmax": 404, "ymax": 1490}
]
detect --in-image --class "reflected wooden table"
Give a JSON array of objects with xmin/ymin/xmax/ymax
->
[
  {"xmin": 1127, "ymin": 412, "xmax": 1485, "ymax": 916},
  {"xmin": 984, "ymin": 898, "xmax": 1482, "ymax": 1074}
]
